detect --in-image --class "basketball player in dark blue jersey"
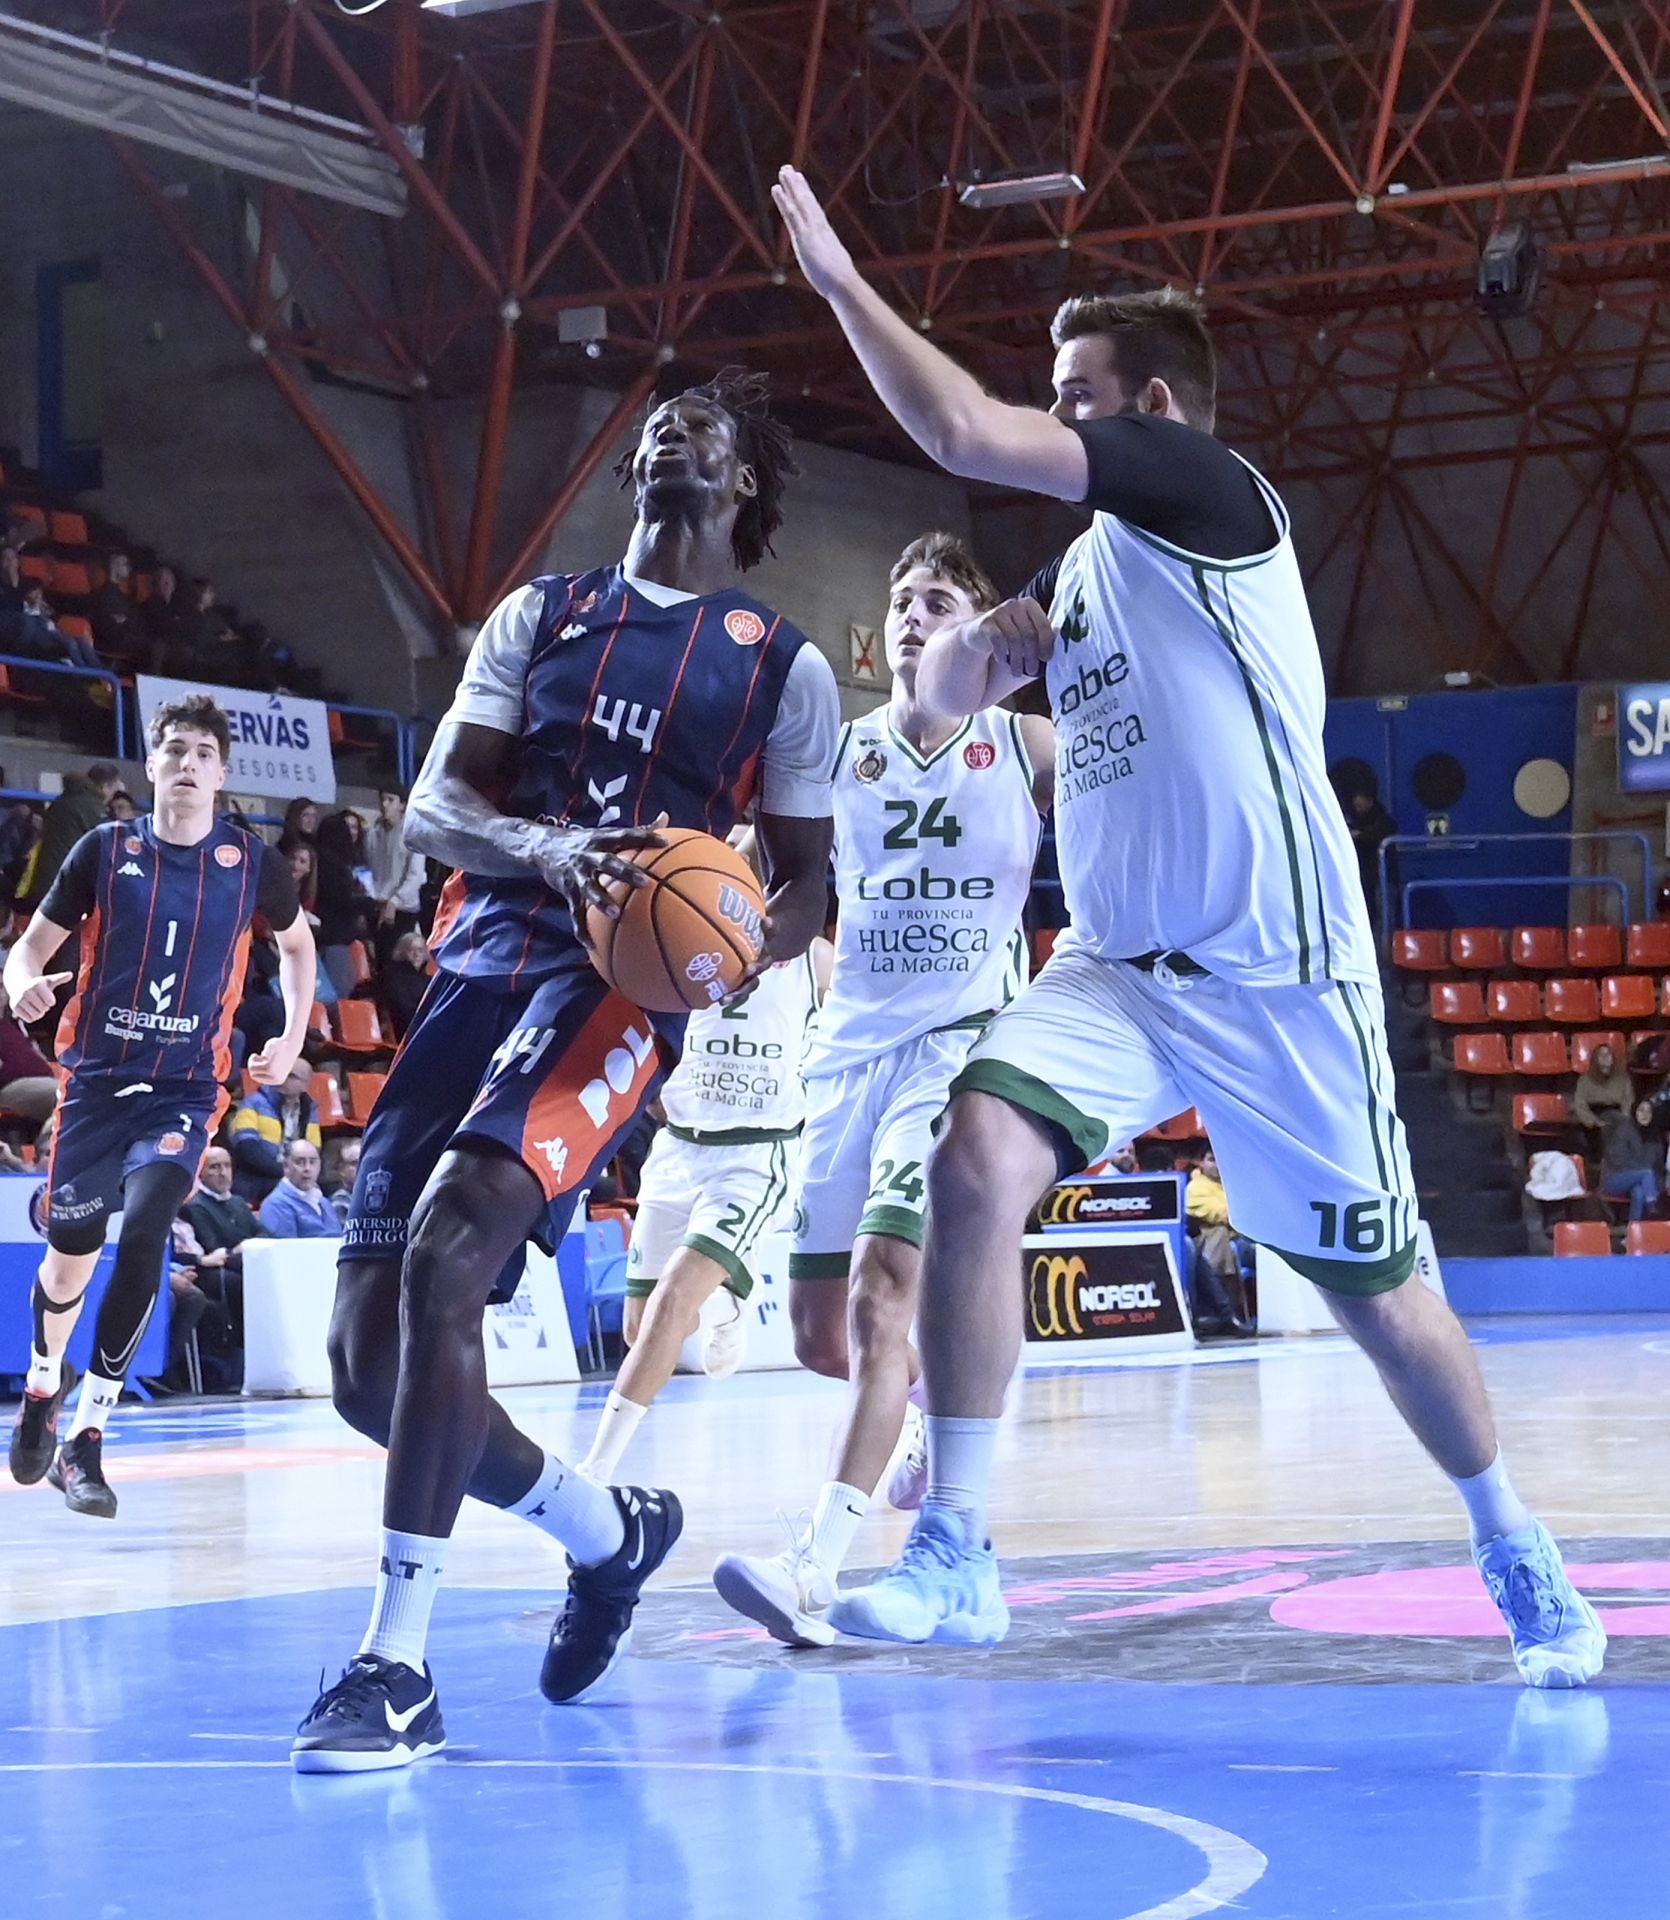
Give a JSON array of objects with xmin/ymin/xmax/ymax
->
[
  {"xmin": 294, "ymin": 371, "xmax": 840, "ymax": 1772},
  {"xmin": 5, "ymin": 693, "xmax": 315, "ymax": 1515}
]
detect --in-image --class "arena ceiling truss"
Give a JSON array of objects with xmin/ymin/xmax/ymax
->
[{"xmin": 25, "ymin": 0, "xmax": 1670, "ymax": 684}]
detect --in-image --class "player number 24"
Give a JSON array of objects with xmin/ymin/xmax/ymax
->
[
  {"xmin": 869, "ymin": 1158, "xmax": 925, "ymax": 1205},
  {"xmin": 881, "ymin": 798, "xmax": 962, "ymax": 850},
  {"xmin": 1308, "ymin": 1199, "xmax": 1386, "ymax": 1254}
]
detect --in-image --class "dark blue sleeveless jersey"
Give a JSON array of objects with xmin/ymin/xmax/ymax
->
[
  {"xmin": 41, "ymin": 816, "xmax": 300, "ymax": 1085},
  {"xmin": 431, "ymin": 565, "xmax": 810, "ymax": 987}
]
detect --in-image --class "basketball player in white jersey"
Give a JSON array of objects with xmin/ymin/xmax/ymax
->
[
  {"xmin": 577, "ymin": 831, "xmax": 826, "ymax": 1482},
  {"xmin": 713, "ymin": 533, "xmax": 1051, "ymax": 1646},
  {"xmin": 773, "ymin": 167, "xmax": 1603, "ymax": 1686}
]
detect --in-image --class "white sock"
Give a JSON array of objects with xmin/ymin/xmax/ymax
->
[
  {"xmin": 506, "ymin": 1449, "xmax": 625, "ymax": 1567},
  {"xmin": 26, "ymin": 1347, "xmax": 61, "ymax": 1399},
  {"xmin": 925, "ymin": 1416, "xmax": 999, "ymax": 1533},
  {"xmin": 1451, "ymin": 1450, "xmax": 1533, "ymax": 1548},
  {"xmin": 805, "ymin": 1481, "xmax": 869, "ymax": 1575},
  {"xmin": 68, "ymin": 1370, "xmax": 123, "ymax": 1442},
  {"xmin": 580, "ymin": 1390, "xmax": 647, "ymax": 1483},
  {"xmin": 359, "ymin": 1528, "xmax": 447, "ymax": 1673}
]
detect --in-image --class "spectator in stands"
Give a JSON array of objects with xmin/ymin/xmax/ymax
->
[
  {"xmin": 20, "ymin": 760, "xmax": 121, "ymax": 910},
  {"xmin": 1107, "ymin": 1142, "xmax": 1139, "ymax": 1174},
  {"xmin": 186, "ymin": 1145, "xmax": 261, "ymax": 1266},
  {"xmin": 139, "ymin": 562, "xmax": 186, "ymax": 671},
  {"xmin": 228, "ymin": 1057, "xmax": 321, "ymax": 1203},
  {"xmin": 282, "ymin": 798, "xmax": 321, "ymax": 846},
  {"xmin": 323, "ymin": 1137, "xmax": 361, "ymax": 1227},
  {"xmin": 88, "ymin": 552, "xmax": 137, "ymax": 661},
  {"xmin": 9, "ymin": 581, "xmax": 101, "ymax": 672},
  {"xmin": 313, "ymin": 810, "xmax": 373, "ymax": 999},
  {"xmin": 1185, "ymin": 1150, "xmax": 1253, "ymax": 1335},
  {"xmin": 0, "ymin": 543, "xmax": 25, "ymax": 622},
  {"xmin": 1599, "ymin": 1100, "xmax": 1663, "ymax": 1223},
  {"xmin": 107, "ymin": 790, "xmax": 136, "ymax": 822},
  {"xmin": 335, "ymin": 808, "xmax": 374, "ymax": 893},
  {"xmin": 0, "ymin": 979, "xmax": 56, "ymax": 1122},
  {"xmin": 0, "ymin": 798, "xmax": 40, "ymax": 908},
  {"xmin": 258, "ymin": 1138, "xmax": 341, "ymax": 1238},
  {"xmin": 179, "ymin": 577, "xmax": 234, "ymax": 674},
  {"xmin": 379, "ymin": 928, "xmax": 430, "ymax": 1040},
  {"xmin": 1574, "ymin": 1043, "xmax": 1631, "ymax": 1133},
  {"xmin": 367, "ymin": 785, "xmax": 424, "ymax": 962}
]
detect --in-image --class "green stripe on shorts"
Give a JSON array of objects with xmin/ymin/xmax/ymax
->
[
  {"xmin": 950, "ymin": 1058, "xmax": 1108, "ymax": 1171},
  {"xmin": 681, "ymin": 1231, "xmax": 755, "ymax": 1299},
  {"xmin": 789, "ymin": 1250, "xmax": 851, "ymax": 1281},
  {"xmin": 1275, "ymin": 1239, "xmax": 1416, "ymax": 1296},
  {"xmin": 855, "ymin": 1204, "xmax": 924, "ymax": 1248}
]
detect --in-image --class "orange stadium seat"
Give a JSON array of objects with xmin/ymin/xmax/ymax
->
[
  {"xmin": 347, "ymin": 942, "xmax": 373, "ymax": 988},
  {"xmin": 1512, "ymin": 1031, "xmax": 1570, "ymax": 1076},
  {"xmin": 1625, "ymin": 1221, "xmax": 1670, "ymax": 1255},
  {"xmin": 1569, "ymin": 1030, "xmax": 1625, "ymax": 1075},
  {"xmin": 1392, "ymin": 929, "xmax": 1447, "ymax": 974},
  {"xmin": 1567, "ymin": 923, "xmax": 1623, "ymax": 970},
  {"xmin": 1148, "ymin": 1108, "xmax": 1205, "ymax": 1142},
  {"xmin": 50, "ymin": 561, "xmax": 92, "ymax": 597},
  {"xmin": 1486, "ymin": 979, "xmax": 1541, "ymax": 1025},
  {"xmin": 310, "ymin": 1071, "xmax": 354, "ymax": 1129},
  {"xmin": 334, "ymin": 1000, "xmax": 388, "ymax": 1053},
  {"xmin": 1601, "ymin": 975, "xmax": 1656, "ymax": 1023},
  {"xmin": 1544, "ymin": 978, "xmax": 1601, "ymax": 1026},
  {"xmin": 10, "ymin": 503, "xmax": 47, "ymax": 539},
  {"xmin": 346, "ymin": 1072, "xmax": 386, "ymax": 1123},
  {"xmin": 1511, "ymin": 926, "xmax": 1566, "ymax": 971},
  {"xmin": 1625, "ymin": 921, "xmax": 1670, "ymax": 970},
  {"xmin": 1429, "ymin": 981, "xmax": 1486, "ymax": 1026},
  {"xmin": 1455, "ymin": 1033, "xmax": 1511, "ymax": 1075},
  {"xmin": 1031, "ymin": 927, "xmax": 1058, "ymax": 970},
  {"xmin": 18, "ymin": 553, "xmax": 49, "ymax": 584},
  {"xmin": 1554, "ymin": 1221, "xmax": 1610, "ymax": 1257},
  {"xmin": 48, "ymin": 510, "xmax": 88, "ymax": 545},
  {"xmin": 1450, "ymin": 927, "xmax": 1506, "ymax": 971},
  {"xmin": 1513, "ymin": 1092, "xmax": 1570, "ymax": 1136},
  {"xmin": 307, "ymin": 1001, "xmax": 332, "ymax": 1042},
  {"xmin": 57, "ymin": 615, "xmax": 94, "ymax": 645}
]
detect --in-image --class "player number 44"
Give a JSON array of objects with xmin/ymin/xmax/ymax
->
[{"xmin": 1309, "ymin": 1199, "xmax": 1386, "ymax": 1255}]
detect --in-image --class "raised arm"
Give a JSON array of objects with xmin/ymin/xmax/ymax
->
[
  {"xmin": 916, "ymin": 600, "xmax": 1058, "ymax": 723},
  {"xmin": 773, "ymin": 167, "xmax": 1090, "ymax": 499}
]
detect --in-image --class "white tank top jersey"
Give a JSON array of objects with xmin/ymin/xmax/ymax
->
[
  {"xmin": 659, "ymin": 949, "xmax": 818, "ymax": 1138},
  {"xmin": 1045, "ymin": 456, "xmax": 1378, "ymax": 986},
  {"xmin": 807, "ymin": 703, "xmax": 1040, "ymax": 1078}
]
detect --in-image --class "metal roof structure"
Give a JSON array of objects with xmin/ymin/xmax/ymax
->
[{"xmin": 17, "ymin": 1, "xmax": 1670, "ymax": 683}]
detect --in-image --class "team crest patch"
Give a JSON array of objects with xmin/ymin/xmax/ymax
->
[
  {"xmin": 963, "ymin": 741, "xmax": 995, "ymax": 770},
  {"xmin": 574, "ymin": 590, "xmax": 598, "ymax": 616},
  {"xmin": 685, "ymin": 951, "xmax": 724, "ymax": 985},
  {"xmin": 364, "ymin": 1168, "xmax": 392, "ymax": 1215},
  {"xmin": 156, "ymin": 1132, "xmax": 187, "ymax": 1155},
  {"xmin": 852, "ymin": 746, "xmax": 886, "ymax": 783},
  {"xmin": 124, "ymin": 835, "xmax": 143, "ymax": 854},
  {"xmin": 215, "ymin": 844, "xmax": 243, "ymax": 868},
  {"xmin": 725, "ymin": 609, "xmax": 766, "ymax": 647}
]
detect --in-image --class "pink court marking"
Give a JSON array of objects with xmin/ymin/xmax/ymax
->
[{"xmin": 1270, "ymin": 1562, "xmax": 1670, "ymax": 1638}]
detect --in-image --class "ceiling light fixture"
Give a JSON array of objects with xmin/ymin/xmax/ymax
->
[{"xmin": 958, "ymin": 169, "xmax": 1085, "ymax": 210}]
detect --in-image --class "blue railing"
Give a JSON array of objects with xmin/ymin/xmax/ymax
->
[
  {"xmin": 1378, "ymin": 830, "xmax": 1654, "ymax": 944},
  {"xmin": 330, "ymin": 704, "xmax": 413, "ymax": 786},
  {"xmin": 0, "ymin": 653, "xmax": 127, "ymax": 757}
]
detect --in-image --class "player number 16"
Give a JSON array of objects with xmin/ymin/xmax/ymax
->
[{"xmin": 1308, "ymin": 1198, "xmax": 1386, "ymax": 1255}]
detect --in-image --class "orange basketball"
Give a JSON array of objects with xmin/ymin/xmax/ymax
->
[{"xmin": 584, "ymin": 828, "xmax": 766, "ymax": 1013}]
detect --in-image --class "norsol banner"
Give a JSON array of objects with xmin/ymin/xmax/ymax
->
[{"xmin": 1022, "ymin": 1233, "xmax": 1190, "ymax": 1348}]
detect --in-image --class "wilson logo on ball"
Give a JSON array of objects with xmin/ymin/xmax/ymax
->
[
  {"xmin": 963, "ymin": 741, "xmax": 995, "ymax": 770},
  {"xmin": 717, "ymin": 883, "xmax": 763, "ymax": 946},
  {"xmin": 685, "ymin": 950, "xmax": 725, "ymax": 983},
  {"xmin": 725, "ymin": 609, "xmax": 766, "ymax": 646}
]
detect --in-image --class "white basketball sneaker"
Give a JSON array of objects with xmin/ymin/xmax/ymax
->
[
  {"xmin": 713, "ymin": 1521, "xmax": 837, "ymax": 1648},
  {"xmin": 702, "ymin": 1294, "xmax": 749, "ymax": 1380},
  {"xmin": 885, "ymin": 1401, "xmax": 928, "ymax": 1511}
]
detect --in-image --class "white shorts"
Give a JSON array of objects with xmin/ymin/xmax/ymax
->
[
  {"xmin": 791, "ymin": 1025, "xmax": 980, "ymax": 1280},
  {"xmin": 627, "ymin": 1127, "xmax": 796, "ymax": 1300},
  {"xmin": 955, "ymin": 948, "xmax": 1418, "ymax": 1295}
]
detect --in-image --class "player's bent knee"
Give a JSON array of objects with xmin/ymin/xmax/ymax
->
[
  {"xmin": 790, "ymin": 1285, "xmax": 849, "ymax": 1377},
  {"xmin": 928, "ymin": 1092, "xmax": 1046, "ymax": 1223}
]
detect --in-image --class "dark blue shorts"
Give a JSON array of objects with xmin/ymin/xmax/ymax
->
[
  {"xmin": 46, "ymin": 1076, "xmax": 227, "ymax": 1249},
  {"xmin": 340, "ymin": 967, "xmax": 682, "ymax": 1287}
]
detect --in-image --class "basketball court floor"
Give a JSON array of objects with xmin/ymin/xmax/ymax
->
[{"xmin": 4, "ymin": 1318, "xmax": 1668, "ymax": 1918}]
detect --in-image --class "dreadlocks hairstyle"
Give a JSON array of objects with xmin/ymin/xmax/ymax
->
[
  {"xmin": 889, "ymin": 532, "xmax": 999, "ymax": 612},
  {"xmin": 616, "ymin": 367, "xmax": 798, "ymax": 571},
  {"xmin": 1050, "ymin": 286, "xmax": 1217, "ymax": 429}
]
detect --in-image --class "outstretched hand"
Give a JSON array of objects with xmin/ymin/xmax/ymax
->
[
  {"xmin": 970, "ymin": 598, "xmax": 1057, "ymax": 680},
  {"xmin": 771, "ymin": 166, "xmax": 858, "ymax": 301},
  {"xmin": 11, "ymin": 971, "xmax": 71, "ymax": 1024}
]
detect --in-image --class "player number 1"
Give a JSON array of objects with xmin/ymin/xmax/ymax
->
[{"xmin": 1309, "ymin": 1199, "xmax": 1385, "ymax": 1255}]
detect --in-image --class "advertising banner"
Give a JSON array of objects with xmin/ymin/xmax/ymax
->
[
  {"xmin": 1617, "ymin": 684, "xmax": 1670, "ymax": 793},
  {"xmin": 136, "ymin": 674, "xmax": 336, "ymax": 803},
  {"xmin": 1020, "ymin": 1230, "xmax": 1193, "ymax": 1355}
]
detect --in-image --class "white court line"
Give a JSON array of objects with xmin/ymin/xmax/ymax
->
[
  {"xmin": 1228, "ymin": 1764, "xmax": 1338, "ymax": 1774},
  {"xmin": 0, "ymin": 1755, "xmax": 1268, "ymax": 1920}
]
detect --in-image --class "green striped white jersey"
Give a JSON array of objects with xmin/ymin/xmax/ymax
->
[
  {"xmin": 1044, "ymin": 456, "xmax": 1377, "ymax": 986},
  {"xmin": 660, "ymin": 949, "xmax": 818, "ymax": 1136}
]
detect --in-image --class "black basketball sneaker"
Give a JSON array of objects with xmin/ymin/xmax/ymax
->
[
  {"xmin": 291, "ymin": 1655, "xmax": 446, "ymax": 1774},
  {"xmin": 8, "ymin": 1364, "xmax": 78, "ymax": 1486},
  {"xmin": 540, "ymin": 1485, "xmax": 684, "ymax": 1704},
  {"xmin": 47, "ymin": 1428, "xmax": 118, "ymax": 1518}
]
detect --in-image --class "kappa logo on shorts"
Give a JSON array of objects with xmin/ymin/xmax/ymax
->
[
  {"xmin": 963, "ymin": 741, "xmax": 996, "ymax": 770},
  {"xmin": 215, "ymin": 844, "xmax": 242, "ymax": 868},
  {"xmin": 725, "ymin": 609, "xmax": 766, "ymax": 647},
  {"xmin": 533, "ymin": 1137, "xmax": 569, "ymax": 1180},
  {"xmin": 364, "ymin": 1168, "xmax": 392, "ymax": 1214},
  {"xmin": 156, "ymin": 1132, "xmax": 188, "ymax": 1155},
  {"xmin": 685, "ymin": 951, "xmax": 724, "ymax": 985},
  {"xmin": 852, "ymin": 746, "xmax": 886, "ymax": 783}
]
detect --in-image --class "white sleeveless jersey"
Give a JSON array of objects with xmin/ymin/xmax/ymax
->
[
  {"xmin": 1045, "ymin": 457, "xmax": 1376, "ymax": 986},
  {"xmin": 806, "ymin": 704, "xmax": 1040, "ymax": 1077},
  {"xmin": 660, "ymin": 949, "xmax": 817, "ymax": 1138}
]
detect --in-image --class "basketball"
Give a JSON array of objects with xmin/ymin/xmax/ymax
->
[{"xmin": 583, "ymin": 828, "xmax": 766, "ymax": 1012}]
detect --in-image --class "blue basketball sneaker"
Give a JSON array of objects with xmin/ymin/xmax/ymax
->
[
  {"xmin": 828, "ymin": 1502, "xmax": 1009, "ymax": 1646},
  {"xmin": 1475, "ymin": 1521, "xmax": 1606, "ymax": 1689}
]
